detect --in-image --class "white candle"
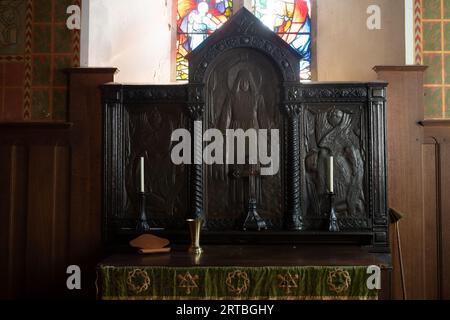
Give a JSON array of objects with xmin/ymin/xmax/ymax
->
[
  {"xmin": 140, "ymin": 157, "xmax": 145, "ymax": 193},
  {"xmin": 328, "ymin": 156, "xmax": 334, "ymax": 193}
]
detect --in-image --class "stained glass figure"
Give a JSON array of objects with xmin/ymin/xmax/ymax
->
[
  {"xmin": 252, "ymin": 0, "xmax": 312, "ymax": 81},
  {"xmin": 177, "ymin": 0, "xmax": 233, "ymax": 80}
]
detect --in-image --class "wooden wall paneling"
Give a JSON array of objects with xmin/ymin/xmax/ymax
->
[
  {"xmin": 53, "ymin": 146, "xmax": 70, "ymax": 294},
  {"xmin": 25, "ymin": 146, "xmax": 55, "ymax": 296},
  {"xmin": 0, "ymin": 123, "xmax": 72, "ymax": 298},
  {"xmin": 25, "ymin": 145, "xmax": 70, "ymax": 297},
  {"xmin": 0, "ymin": 146, "xmax": 13, "ymax": 298},
  {"xmin": 374, "ymin": 66, "xmax": 431, "ymax": 299},
  {"xmin": 0, "ymin": 68, "xmax": 116, "ymax": 299},
  {"xmin": 0, "ymin": 145, "xmax": 27, "ymax": 299}
]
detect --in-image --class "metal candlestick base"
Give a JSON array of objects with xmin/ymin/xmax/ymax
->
[
  {"xmin": 328, "ymin": 192, "xmax": 339, "ymax": 232},
  {"xmin": 243, "ymin": 198, "xmax": 267, "ymax": 231},
  {"xmin": 136, "ymin": 192, "xmax": 150, "ymax": 232},
  {"xmin": 136, "ymin": 192, "xmax": 164, "ymax": 232}
]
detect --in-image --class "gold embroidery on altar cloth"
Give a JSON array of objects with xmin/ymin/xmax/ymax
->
[
  {"xmin": 278, "ymin": 273, "xmax": 300, "ymax": 294},
  {"xmin": 177, "ymin": 272, "xmax": 199, "ymax": 295},
  {"xmin": 127, "ymin": 269, "xmax": 151, "ymax": 293},
  {"xmin": 226, "ymin": 270, "xmax": 250, "ymax": 295},
  {"xmin": 327, "ymin": 268, "xmax": 351, "ymax": 293}
]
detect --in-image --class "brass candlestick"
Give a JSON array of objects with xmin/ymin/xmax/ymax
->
[{"xmin": 187, "ymin": 218, "xmax": 203, "ymax": 254}]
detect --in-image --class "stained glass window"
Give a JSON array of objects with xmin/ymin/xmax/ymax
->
[
  {"xmin": 252, "ymin": 0, "xmax": 312, "ymax": 81},
  {"xmin": 177, "ymin": 0, "xmax": 233, "ymax": 80}
]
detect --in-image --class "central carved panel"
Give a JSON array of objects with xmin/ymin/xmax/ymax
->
[{"xmin": 204, "ymin": 48, "xmax": 283, "ymax": 230}]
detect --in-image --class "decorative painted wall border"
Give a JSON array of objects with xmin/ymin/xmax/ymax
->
[
  {"xmin": 73, "ymin": 0, "xmax": 81, "ymax": 66},
  {"xmin": 414, "ymin": 0, "xmax": 423, "ymax": 64},
  {"xmin": 23, "ymin": 0, "xmax": 33, "ymax": 119}
]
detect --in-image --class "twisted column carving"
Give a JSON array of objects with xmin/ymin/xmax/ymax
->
[
  {"xmin": 187, "ymin": 86, "xmax": 205, "ymax": 220},
  {"xmin": 283, "ymin": 103, "xmax": 303, "ymax": 230}
]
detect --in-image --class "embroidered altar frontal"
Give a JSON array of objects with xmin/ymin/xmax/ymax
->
[{"xmin": 97, "ymin": 265, "xmax": 378, "ymax": 300}]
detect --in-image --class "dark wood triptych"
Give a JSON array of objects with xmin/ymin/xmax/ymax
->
[{"xmin": 102, "ymin": 9, "xmax": 389, "ymax": 251}]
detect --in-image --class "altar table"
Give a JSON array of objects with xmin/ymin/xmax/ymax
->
[{"xmin": 97, "ymin": 245, "xmax": 391, "ymax": 300}]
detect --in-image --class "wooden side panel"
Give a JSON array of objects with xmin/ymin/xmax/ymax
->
[
  {"xmin": 438, "ymin": 138, "xmax": 450, "ymax": 298},
  {"xmin": 67, "ymin": 69, "xmax": 117, "ymax": 298},
  {"xmin": 376, "ymin": 65, "xmax": 450, "ymax": 300},
  {"xmin": 422, "ymin": 123, "xmax": 450, "ymax": 299},
  {"xmin": 375, "ymin": 66, "xmax": 428, "ymax": 299}
]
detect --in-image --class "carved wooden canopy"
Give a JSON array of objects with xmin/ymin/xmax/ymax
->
[{"xmin": 187, "ymin": 7, "xmax": 302, "ymax": 83}]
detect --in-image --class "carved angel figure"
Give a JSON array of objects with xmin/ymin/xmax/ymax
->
[{"xmin": 305, "ymin": 108, "xmax": 365, "ymax": 218}]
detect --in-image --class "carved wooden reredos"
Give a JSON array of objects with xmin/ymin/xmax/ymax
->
[{"xmin": 102, "ymin": 9, "xmax": 389, "ymax": 251}]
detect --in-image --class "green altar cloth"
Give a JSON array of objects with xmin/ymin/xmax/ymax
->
[{"xmin": 97, "ymin": 265, "xmax": 378, "ymax": 300}]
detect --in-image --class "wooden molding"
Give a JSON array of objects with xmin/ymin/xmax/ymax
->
[
  {"xmin": 373, "ymin": 65, "xmax": 428, "ymax": 72},
  {"xmin": 0, "ymin": 121, "xmax": 73, "ymax": 129},
  {"xmin": 64, "ymin": 67, "xmax": 119, "ymax": 74},
  {"xmin": 419, "ymin": 120, "xmax": 450, "ymax": 127}
]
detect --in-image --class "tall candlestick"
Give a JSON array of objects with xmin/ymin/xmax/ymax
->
[
  {"xmin": 328, "ymin": 156, "xmax": 334, "ymax": 193},
  {"xmin": 140, "ymin": 157, "xmax": 145, "ymax": 193}
]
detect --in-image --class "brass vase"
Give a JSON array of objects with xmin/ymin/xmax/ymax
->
[{"xmin": 187, "ymin": 218, "xmax": 203, "ymax": 254}]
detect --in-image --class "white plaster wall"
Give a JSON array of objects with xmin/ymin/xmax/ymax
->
[
  {"xmin": 316, "ymin": 0, "xmax": 405, "ymax": 81},
  {"xmin": 82, "ymin": 0, "xmax": 409, "ymax": 83},
  {"xmin": 85, "ymin": 0, "xmax": 175, "ymax": 83},
  {"xmin": 405, "ymin": 0, "xmax": 414, "ymax": 65}
]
